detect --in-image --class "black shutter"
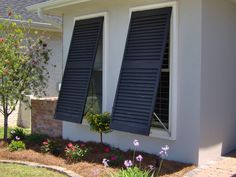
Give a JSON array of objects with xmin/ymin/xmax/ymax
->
[
  {"xmin": 55, "ymin": 17, "xmax": 104, "ymax": 123},
  {"xmin": 110, "ymin": 7, "xmax": 172, "ymax": 135}
]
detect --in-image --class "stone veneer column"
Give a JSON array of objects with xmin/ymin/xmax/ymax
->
[{"xmin": 31, "ymin": 97, "xmax": 62, "ymax": 137}]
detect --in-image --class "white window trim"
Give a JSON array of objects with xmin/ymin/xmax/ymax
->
[
  {"xmin": 129, "ymin": 2, "xmax": 178, "ymax": 140},
  {"xmin": 73, "ymin": 12, "xmax": 109, "ymax": 125}
]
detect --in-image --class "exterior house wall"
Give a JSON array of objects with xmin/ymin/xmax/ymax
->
[
  {"xmin": 0, "ymin": 31, "xmax": 63, "ymax": 128},
  {"xmin": 199, "ymin": 0, "xmax": 236, "ymax": 164},
  {"xmin": 61, "ymin": 0, "xmax": 202, "ymax": 164}
]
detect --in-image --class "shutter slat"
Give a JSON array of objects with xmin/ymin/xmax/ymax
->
[
  {"xmin": 111, "ymin": 7, "xmax": 172, "ymax": 135},
  {"xmin": 55, "ymin": 17, "xmax": 104, "ymax": 123}
]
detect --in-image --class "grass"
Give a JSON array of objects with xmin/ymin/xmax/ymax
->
[
  {"xmin": 0, "ymin": 127, "xmax": 30, "ymax": 139},
  {"xmin": 0, "ymin": 163, "xmax": 67, "ymax": 177}
]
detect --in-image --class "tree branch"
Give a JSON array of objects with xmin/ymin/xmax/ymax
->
[{"xmin": 7, "ymin": 100, "xmax": 19, "ymax": 116}]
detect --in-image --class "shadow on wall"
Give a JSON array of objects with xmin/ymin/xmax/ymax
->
[{"xmin": 17, "ymin": 99, "xmax": 31, "ymax": 128}]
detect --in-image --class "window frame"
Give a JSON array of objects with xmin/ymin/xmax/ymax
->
[
  {"xmin": 73, "ymin": 12, "xmax": 109, "ymax": 125},
  {"xmin": 129, "ymin": 2, "xmax": 178, "ymax": 140}
]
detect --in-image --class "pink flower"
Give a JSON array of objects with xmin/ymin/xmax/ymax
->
[
  {"xmin": 159, "ymin": 145, "xmax": 169, "ymax": 158},
  {"xmin": 111, "ymin": 156, "xmax": 116, "ymax": 161},
  {"xmin": 67, "ymin": 143, "xmax": 73, "ymax": 148},
  {"xmin": 0, "ymin": 38, "xmax": 5, "ymax": 43},
  {"xmin": 104, "ymin": 147, "xmax": 110, "ymax": 153},
  {"xmin": 43, "ymin": 141, "xmax": 48, "ymax": 145},
  {"xmin": 124, "ymin": 160, "xmax": 133, "ymax": 168},
  {"xmin": 15, "ymin": 136, "xmax": 20, "ymax": 141},
  {"xmin": 136, "ymin": 155, "xmax": 143, "ymax": 162}
]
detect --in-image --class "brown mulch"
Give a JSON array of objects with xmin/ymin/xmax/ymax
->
[{"xmin": 0, "ymin": 139, "xmax": 195, "ymax": 177}]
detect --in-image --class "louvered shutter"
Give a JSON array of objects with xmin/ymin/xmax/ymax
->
[
  {"xmin": 111, "ymin": 7, "xmax": 172, "ymax": 135},
  {"xmin": 55, "ymin": 17, "xmax": 104, "ymax": 123}
]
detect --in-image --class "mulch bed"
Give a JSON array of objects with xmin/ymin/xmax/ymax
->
[{"xmin": 0, "ymin": 138, "xmax": 195, "ymax": 177}]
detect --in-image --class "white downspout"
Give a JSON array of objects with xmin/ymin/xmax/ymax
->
[{"xmin": 37, "ymin": 8, "xmax": 62, "ymax": 30}]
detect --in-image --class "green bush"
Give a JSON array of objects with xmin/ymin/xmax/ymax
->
[
  {"xmin": 9, "ymin": 128, "xmax": 26, "ymax": 141},
  {"xmin": 8, "ymin": 140, "xmax": 26, "ymax": 152},
  {"xmin": 65, "ymin": 143, "xmax": 88, "ymax": 163},
  {"xmin": 86, "ymin": 112, "xmax": 111, "ymax": 143},
  {"xmin": 110, "ymin": 167, "xmax": 153, "ymax": 177},
  {"xmin": 25, "ymin": 134, "xmax": 48, "ymax": 144}
]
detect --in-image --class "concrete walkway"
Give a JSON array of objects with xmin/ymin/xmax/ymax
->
[{"xmin": 185, "ymin": 151, "xmax": 236, "ymax": 177}]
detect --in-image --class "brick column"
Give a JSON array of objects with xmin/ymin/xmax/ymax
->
[{"xmin": 31, "ymin": 97, "xmax": 62, "ymax": 138}]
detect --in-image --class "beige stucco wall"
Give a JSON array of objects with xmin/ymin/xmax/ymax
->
[
  {"xmin": 199, "ymin": 0, "xmax": 236, "ymax": 164},
  {"xmin": 0, "ymin": 31, "xmax": 63, "ymax": 128},
  {"xmin": 61, "ymin": 0, "xmax": 202, "ymax": 164}
]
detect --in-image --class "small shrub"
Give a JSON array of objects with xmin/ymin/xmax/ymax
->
[
  {"xmin": 25, "ymin": 134, "xmax": 48, "ymax": 144},
  {"xmin": 103, "ymin": 149, "xmax": 124, "ymax": 167},
  {"xmin": 9, "ymin": 128, "xmax": 26, "ymax": 141},
  {"xmin": 8, "ymin": 140, "xmax": 26, "ymax": 152},
  {"xmin": 65, "ymin": 143, "xmax": 88, "ymax": 163},
  {"xmin": 109, "ymin": 167, "xmax": 152, "ymax": 177},
  {"xmin": 86, "ymin": 112, "xmax": 111, "ymax": 143},
  {"xmin": 40, "ymin": 139, "xmax": 61, "ymax": 156}
]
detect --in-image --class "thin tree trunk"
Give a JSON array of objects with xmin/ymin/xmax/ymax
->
[
  {"xmin": 100, "ymin": 132, "xmax": 103, "ymax": 144},
  {"xmin": 3, "ymin": 113, "xmax": 8, "ymax": 142}
]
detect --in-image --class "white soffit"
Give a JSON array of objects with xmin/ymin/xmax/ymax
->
[{"xmin": 26, "ymin": 0, "xmax": 92, "ymax": 13}]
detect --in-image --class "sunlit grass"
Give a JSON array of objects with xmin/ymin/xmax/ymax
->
[{"xmin": 0, "ymin": 163, "xmax": 67, "ymax": 177}]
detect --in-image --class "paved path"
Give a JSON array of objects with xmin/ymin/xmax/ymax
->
[{"xmin": 185, "ymin": 151, "xmax": 236, "ymax": 177}]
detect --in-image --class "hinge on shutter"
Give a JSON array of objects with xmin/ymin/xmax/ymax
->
[{"xmin": 153, "ymin": 112, "xmax": 171, "ymax": 136}]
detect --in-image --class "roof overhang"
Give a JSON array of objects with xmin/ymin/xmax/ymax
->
[
  {"xmin": 26, "ymin": 0, "xmax": 92, "ymax": 14},
  {"xmin": 27, "ymin": 0, "xmax": 236, "ymax": 14},
  {"xmin": 0, "ymin": 18, "xmax": 62, "ymax": 32}
]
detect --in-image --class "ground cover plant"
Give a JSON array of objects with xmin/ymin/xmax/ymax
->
[{"xmin": 8, "ymin": 140, "xmax": 25, "ymax": 152}]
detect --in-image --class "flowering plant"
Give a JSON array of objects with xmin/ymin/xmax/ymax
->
[
  {"xmin": 40, "ymin": 139, "xmax": 61, "ymax": 156},
  {"xmin": 103, "ymin": 149, "xmax": 125, "ymax": 167},
  {"xmin": 9, "ymin": 128, "xmax": 26, "ymax": 141},
  {"xmin": 106, "ymin": 139, "xmax": 170, "ymax": 177},
  {"xmin": 65, "ymin": 143, "xmax": 88, "ymax": 163},
  {"xmin": 86, "ymin": 112, "xmax": 111, "ymax": 143},
  {"xmin": 0, "ymin": 10, "xmax": 52, "ymax": 142}
]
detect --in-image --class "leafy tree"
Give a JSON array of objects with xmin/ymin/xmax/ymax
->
[
  {"xmin": 86, "ymin": 112, "xmax": 111, "ymax": 143},
  {"xmin": 0, "ymin": 11, "xmax": 52, "ymax": 141}
]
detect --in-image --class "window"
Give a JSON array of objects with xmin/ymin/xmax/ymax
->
[
  {"xmin": 152, "ymin": 34, "xmax": 170, "ymax": 130},
  {"xmin": 84, "ymin": 37, "xmax": 103, "ymax": 115},
  {"xmin": 54, "ymin": 17, "xmax": 104, "ymax": 123},
  {"xmin": 110, "ymin": 7, "xmax": 173, "ymax": 136}
]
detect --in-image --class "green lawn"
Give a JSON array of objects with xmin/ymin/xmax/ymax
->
[
  {"xmin": 0, "ymin": 127, "xmax": 31, "ymax": 139},
  {"xmin": 0, "ymin": 163, "xmax": 67, "ymax": 177}
]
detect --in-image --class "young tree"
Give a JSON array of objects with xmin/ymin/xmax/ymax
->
[{"xmin": 0, "ymin": 11, "xmax": 51, "ymax": 141}]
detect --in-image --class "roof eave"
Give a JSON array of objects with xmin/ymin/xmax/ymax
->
[
  {"xmin": 26, "ymin": 0, "xmax": 92, "ymax": 13},
  {"xmin": 0, "ymin": 18, "xmax": 62, "ymax": 32}
]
